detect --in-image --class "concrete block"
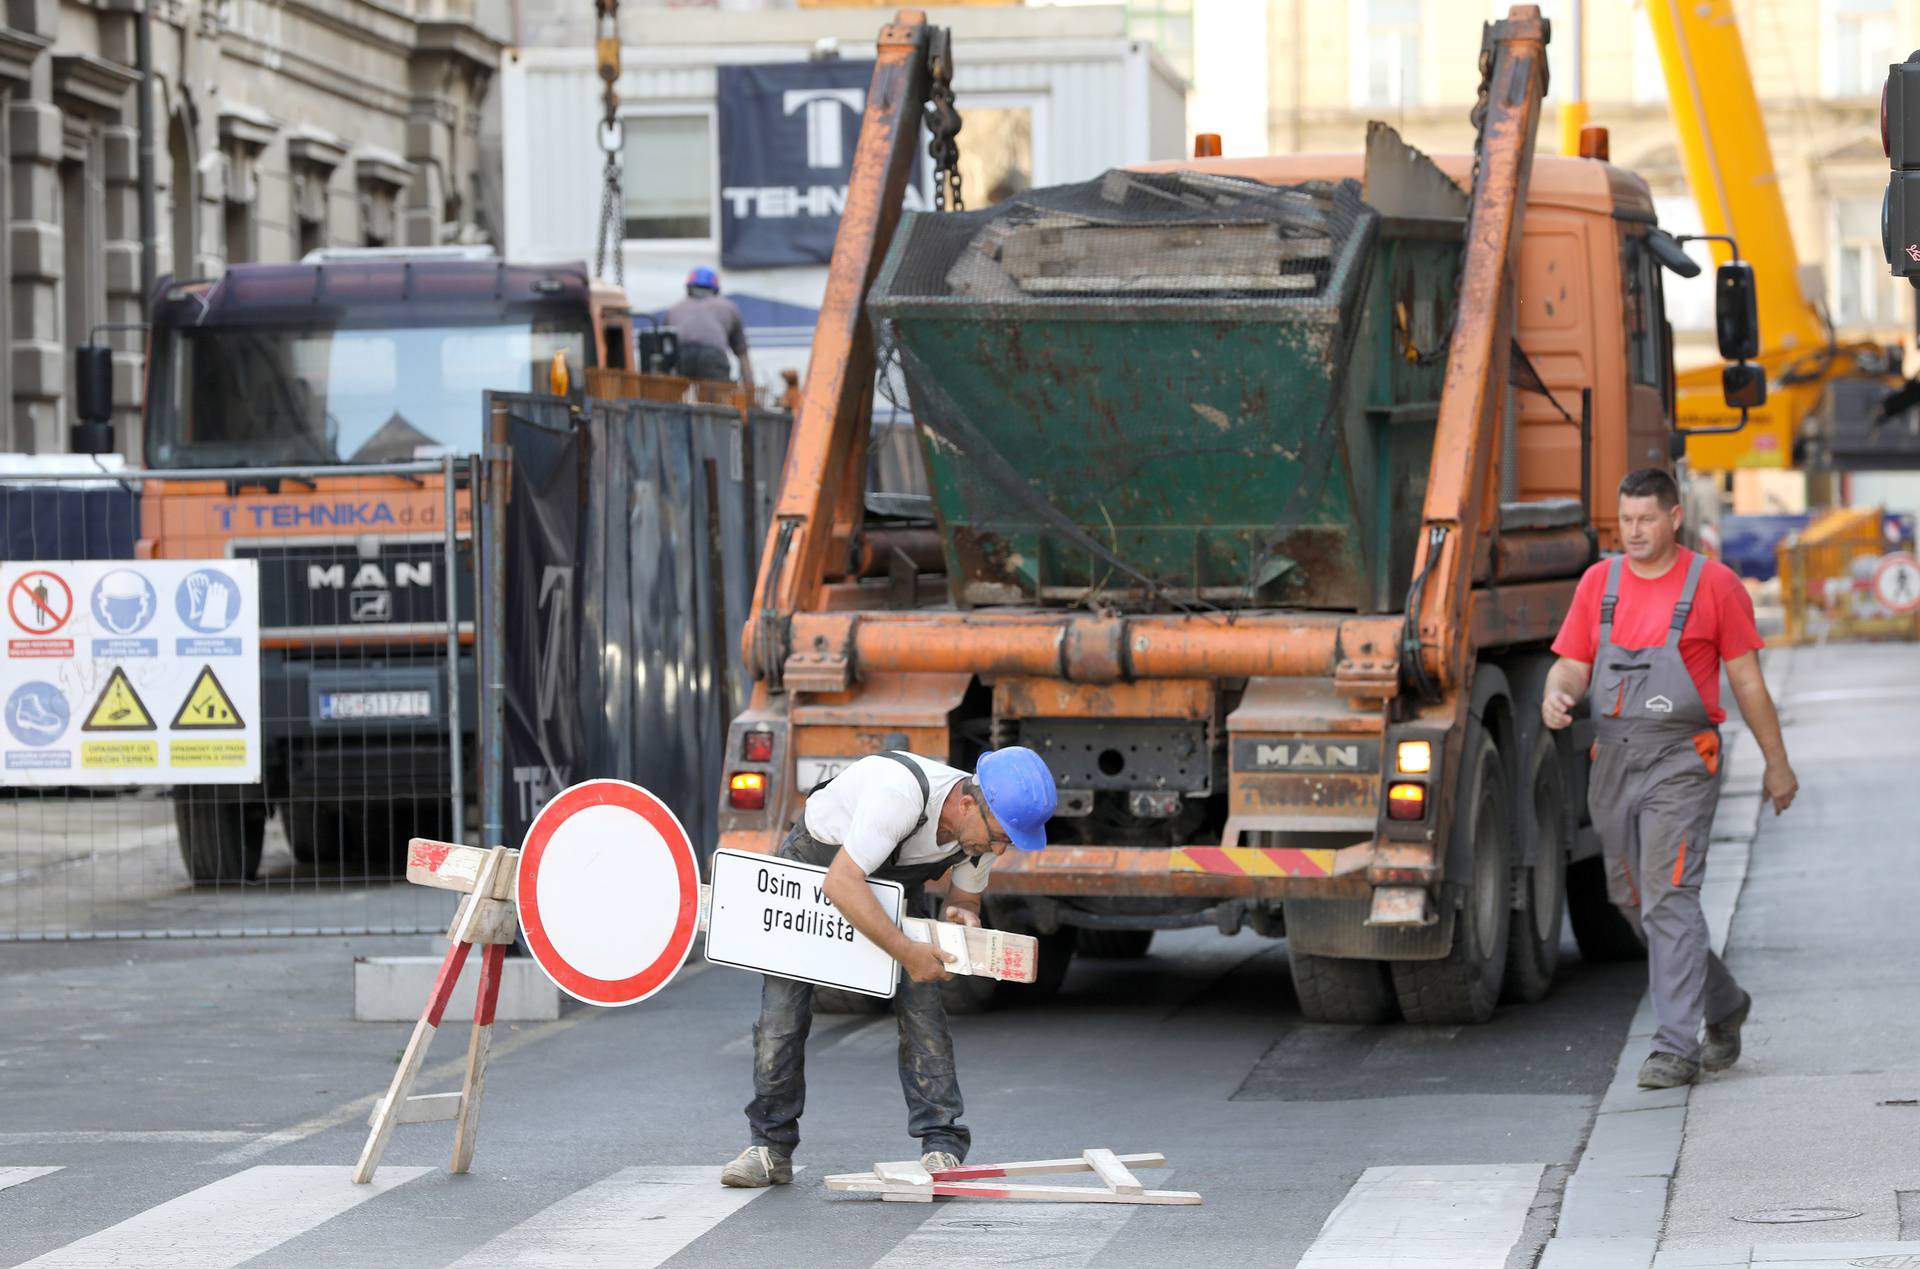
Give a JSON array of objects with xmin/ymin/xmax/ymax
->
[
  {"xmin": 1576, "ymin": 1104, "xmax": 1686, "ymax": 1178},
  {"xmin": 1649, "ymin": 1247, "xmax": 1751, "ymax": 1267},
  {"xmin": 1750, "ymin": 1245, "xmax": 1920, "ymax": 1261},
  {"xmin": 1537, "ymin": 1236, "xmax": 1656, "ymax": 1269},
  {"xmin": 6, "ymin": 0, "xmax": 56, "ymax": 41},
  {"xmin": 353, "ymin": 954, "xmax": 560, "ymax": 1023},
  {"xmin": 7, "ymin": 98, "xmax": 61, "ymax": 162},
  {"xmin": 9, "ymin": 220, "xmax": 58, "ymax": 280},
  {"xmin": 1558, "ymin": 1171, "xmax": 1669, "ymax": 1239},
  {"xmin": 11, "ymin": 339, "xmax": 61, "ymax": 397},
  {"xmin": 103, "ymin": 239, "xmax": 139, "ymax": 295}
]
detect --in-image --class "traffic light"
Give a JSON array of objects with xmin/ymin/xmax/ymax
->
[{"xmin": 1883, "ymin": 51, "xmax": 1920, "ymax": 282}]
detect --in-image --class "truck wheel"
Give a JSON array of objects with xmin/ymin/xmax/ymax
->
[
  {"xmin": 283, "ymin": 803, "xmax": 339, "ymax": 868},
  {"xmin": 1567, "ymin": 856, "xmax": 1646, "ymax": 962},
  {"xmin": 1077, "ymin": 929, "xmax": 1154, "ymax": 958},
  {"xmin": 1391, "ymin": 729, "xmax": 1511, "ymax": 1024},
  {"xmin": 1288, "ymin": 950, "xmax": 1398, "ymax": 1023},
  {"xmin": 172, "ymin": 790, "xmax": 266, "ymax": 885},
  {"xmin": 1503, "ymin": 729, "xmax": 1568, "ymax": 1004}
]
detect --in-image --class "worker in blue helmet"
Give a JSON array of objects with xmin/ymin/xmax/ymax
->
[
  {"xmin": 721, "ymin": 746, "xmax": 1057, "ymax": 1189},
  {"xmin": 667, "ymin": 265, "xmax": 753, "ymax": 387}
]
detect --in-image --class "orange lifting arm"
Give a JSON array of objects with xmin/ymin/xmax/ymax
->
[
  {"xmin": 1409, "ymin": 6, "xmax": 1550, "ymax": 695},
  {"xmin": 744, "ymin": 13, "xmax": 935, "ymax": 686}
]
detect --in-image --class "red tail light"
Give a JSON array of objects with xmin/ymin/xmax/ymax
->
[
  {"xmin": 1386, "ymin": 782, "xmax": 1427, "ymax": 821},
  {"xmin": 728, "ymin": 772, "xmax": 767, "ymax": 811},
  {"xmin": 741, "ymin": 730, "xmax": 774, "ymax": 762}
]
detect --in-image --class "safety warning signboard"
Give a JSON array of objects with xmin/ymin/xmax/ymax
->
[
  {"xmin": 1872, "ymin": 552, "xmax": 1920, "ymax": 615},
  {"xmin": 0, "ymin": 561, "xmax": 259, "ymax": 785}
]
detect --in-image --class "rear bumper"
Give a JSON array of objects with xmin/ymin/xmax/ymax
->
[{"xmin": 980, "ymin": 844, "xmax": 1373, "ymax": 899}]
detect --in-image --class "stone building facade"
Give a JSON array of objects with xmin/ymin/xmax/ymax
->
[{"xmin": 1, "ymin": 0, "xmax": 501, "ymax": 457}]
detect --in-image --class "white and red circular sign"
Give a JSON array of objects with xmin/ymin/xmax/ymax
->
[
  {"xmin": 1872, "ymin": 551, "xmax": 1920, "ymax": 615},
  {"xmin": 516, "ymin": 779, "xmax": 700, "ymax": 1007},
  {"xmin": 8, "ymin": 570, "xmax": 72, "ymax": 634}
]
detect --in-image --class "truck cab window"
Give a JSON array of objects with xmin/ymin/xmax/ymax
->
[{"xmin": 1623, "ymin": 232, "xmax": 1668, "ymax": 390}]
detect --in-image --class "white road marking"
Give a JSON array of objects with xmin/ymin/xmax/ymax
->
[
  {"xmin": 447, "ymin": 1165, "xmax": 784, "ymax": 1268},
  {"xmin": 871, "ymin": 1184, "xmax": 1149, "ymax": 1269},
  {"xmin": 1297, "ymin": 1164, "xmax": 1546, "ymax": 1268},
  {"xmin": 13, "ymin": 1165, "xmax": 428, "ymax": 1268},
  {"xmin": 0, "ymin": 1132, "xmax": 254, "ymax": 1146},
  {"xmin": 0, "ymin": 1166, "xmax": 61, "ymax": 1192}
]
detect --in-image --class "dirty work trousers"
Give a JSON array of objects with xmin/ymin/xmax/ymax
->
[
  {"xmin": 743, "ymin": 826, "xmax": 970, "ymax": 1160},
  {"xmin": 1588, "ymin": 733, "xmax": 1746, "ymax": 1062}
]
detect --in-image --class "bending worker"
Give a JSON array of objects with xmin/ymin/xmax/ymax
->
[
  {"xmin": 668, "ymin": 266, "xmax": 752, "ymax": 386},
  {"xmin": 720, "ymin": 746, "xmax": 1056, "ymax": 1188},
  {"xmin": 1543, "ymin": 467, "xmax": 1798, "ymax": 1089}
]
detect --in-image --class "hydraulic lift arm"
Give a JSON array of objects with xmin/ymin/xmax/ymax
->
[
  {"xmin": 1410, "ymin": 6, "xmax": 1551, "ymax": 695},
  {"xmin": 744, "ymin": 12, "xmax": 937, "ymax": 688}
]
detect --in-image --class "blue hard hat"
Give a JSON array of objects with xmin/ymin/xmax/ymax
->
[
  {"xmin": 975, "ymin": 746, "xmax": 1056, "ymax": 852},
  {"xmin": 687, "ymin": 266, "xmax": 719, "ymax": 291}
]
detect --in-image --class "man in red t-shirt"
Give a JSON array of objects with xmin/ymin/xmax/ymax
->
[{"xmin": 1543, "ymin": 468, "xmax": 1798, "ymax": 1089}]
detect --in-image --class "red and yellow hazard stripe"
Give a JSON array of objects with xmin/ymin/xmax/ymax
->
[{"xmin": 1169, "ymin": 846, "xmax": 1336, "ymax": 878}]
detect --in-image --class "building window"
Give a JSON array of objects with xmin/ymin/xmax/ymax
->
[
  {"xmin": 622, "ymin": 113, "xmax": 713, "ymax": 241},
  {"xmin": 1834, "ymin": 195, "xmax": 1896, "ymax": 326},
  {"xmin": 1127, "ymin": 0, "xmax": 1193, "ymax": 85},
  {"xmin": 1352, "ymin": 0, "xmax": 1421, "ymax": 109},
  {"xmin": 1825, "ymin": 0, "xmax": 1896, "ymax": 99}
]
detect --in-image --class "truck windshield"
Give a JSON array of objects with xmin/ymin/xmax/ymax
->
[{"xmin": 145, "ymin": 319, "xmax": 589, "ymax": 468}]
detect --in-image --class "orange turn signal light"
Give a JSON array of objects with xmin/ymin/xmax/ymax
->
[
  {"xmin": 728, "ymin": 771, "xmax": 767, "ymax": 811},
  {"xmin": 1386, "ymin": 782, "xmax": 1427, "ymax": 821}
]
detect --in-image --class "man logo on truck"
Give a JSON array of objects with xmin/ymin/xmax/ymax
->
[
  {"xmin": 306, "ymin": 563, "xmax": 434, "ymax": 591},
  {"xmin": 1252, "ymin": 743, "xmax": 1364, "ymax": 770}
]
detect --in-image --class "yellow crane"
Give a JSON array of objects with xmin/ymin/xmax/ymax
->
[{"xmin": 1569, "ymin": 0, "xmax": 1896, "ymax": 471}]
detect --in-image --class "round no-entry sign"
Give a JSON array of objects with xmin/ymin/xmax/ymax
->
[
  {"xmin": 1872, "ymin": 552, "xmax": 1920, "ymax": 615},
  {"xmin": 516, "ymin": 779, "xmax": 700, "ymax": 1007}
]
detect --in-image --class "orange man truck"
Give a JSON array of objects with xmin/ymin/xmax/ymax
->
[{"xmin": 713, "ymin": 9, "xmax": 1761, "ymax": 1021}]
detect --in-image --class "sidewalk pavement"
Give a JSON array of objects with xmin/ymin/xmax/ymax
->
[{"xmin": 1543, "ymin": 642, "xmax": 1920, "ymax": 1269}]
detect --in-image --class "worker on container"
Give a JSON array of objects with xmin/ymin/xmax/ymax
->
[
  {"xmin": 719, "ymin": 746, "xmax": 1057, "ymax": 1188},
  {"xmin": 668, "ymin": 266, "xmax": 753, "ymax": 387},
  {"xmin": 1542, "ymin": 467, "xmax": 1798, "ymax": 1089}
]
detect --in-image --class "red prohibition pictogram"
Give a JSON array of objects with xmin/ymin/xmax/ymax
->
[{"xmin": 8, "ymin": 570, "xmax": 73, "ymax": 634}]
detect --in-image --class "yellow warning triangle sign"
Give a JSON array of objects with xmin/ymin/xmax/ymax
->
[
  {"xmin": 81, "ymin": 666, "xmax": 156, "ymax": 731},
  {"xmin": 171, "ymin": 664, "xmax": 245, "ymax": 730}
]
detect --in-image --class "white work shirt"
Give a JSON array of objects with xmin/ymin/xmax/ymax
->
[{"xmin": 802, "ymin": 753, "xmax": 995, "ymax": 894}]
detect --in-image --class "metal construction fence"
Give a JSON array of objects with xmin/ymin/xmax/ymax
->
[{"xmin": 2, "ymin": 393, "xmax": 789, "ymax": 941}]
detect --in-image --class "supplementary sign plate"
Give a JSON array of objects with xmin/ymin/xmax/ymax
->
[
  {"xmin": 516, "ymin": 779, "xmax": 700, "ymax": 1007},
  {"xmin": 704, "ymin": 847, "xmax": 903, "ymax": 998}
]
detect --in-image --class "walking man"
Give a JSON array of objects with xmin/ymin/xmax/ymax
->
[
  {"xmin": 1543, "ymin": 467, "xmax": 1798, "ymax": 1088},
  {"xmin": 720, "ymin": 746, "xmax": 1057, "ymax": 1187},
  {"xmin": 668, "ymin": 266, "xmax": 753, "ymax": 386}
]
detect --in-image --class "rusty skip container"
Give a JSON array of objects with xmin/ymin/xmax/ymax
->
[{"xmin": 868, "ymin": 167, "xmax": 1463, "ymax": 613}]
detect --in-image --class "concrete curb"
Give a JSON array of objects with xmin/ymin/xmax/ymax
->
[{"xmin": 1538, "ymin": 649, "xmax": 1792, "ymax": 1269}]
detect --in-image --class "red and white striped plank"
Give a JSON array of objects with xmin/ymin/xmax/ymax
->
[
  {"xmin": 447, "ymin": 1165, "xmax": 788, "ymax": 1268},
  {"xmin": 1296, "ymin": 1164, "xmax": 1546, "ymax": 1268},
  {"xmin": 13, "ymin": 1165, "xmax": 429, "ymax": 1268},
  {"xmin": 450, "ymin": 941, "xmax": 506, "ymax": 1174},
  {"xmin": 871, "ymin": 1185, "xmax": 1159, "ymax": 1268},
  {"xmin": 0, "ymin": 1166, "xmax": 60, "ymax": 1193}
]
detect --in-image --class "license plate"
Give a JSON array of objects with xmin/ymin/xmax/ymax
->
[
  {"xmin": 318, "ymin": 690, "xmax": 434, "ymax": 721},
  {"xmin": 795, "ymin": 757, "xmax": 857, "ymax": 791}
]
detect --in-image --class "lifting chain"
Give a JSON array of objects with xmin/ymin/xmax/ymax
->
[
  {"xmin": 592, "ymin": 0, "xmax": 624, "ymax": 285},
  {"xmin": 925, "ymin": 28, "xmax": 963, "ymax": 213}
]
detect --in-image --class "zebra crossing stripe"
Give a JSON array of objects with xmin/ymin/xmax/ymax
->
[
  {"xmin": 447, "ymin": 1165, "xmax": 782, "ymax": 1268},
  {"xmin": 871, "ymin": 1191, "xmax": 1145, "ymax": 1269},
  {"xmin": 0, "ymin": 1167, "xmax": 61, "ymax": 1194},
  {"xmin": 1297, "ymin": 1164, "xmax": 1545, "ymax": 1268},
  {"xmin": 12, "ymin": 1165, "xmax": 429, "ymax": 1269}
]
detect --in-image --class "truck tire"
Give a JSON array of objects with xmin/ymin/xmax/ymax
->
[
  {"xmin": 1503, "ymin": 729, "xmax": 1568, "ymax": 1004},
  {"xmin": 1567, "ymin": 856, "xmax": 1646, "ymax": 962},
  {"xmin": 283, "ymin": 802, "xmax": 339, "ymax": 868},
  {"xmin": 1288, "ymin": 950, "xmax": 1398, "ymax": 1023},
  {"xmin": 172, "ymin": 790, "xmax": 266, "ymax": 885},
  {"xmin": 1391, "ymin": 729, "xmax": 1511, "ymax": 1024},
  {"xmin": 1077, "ymin": 929, "xmax": 1154, "ymax": 958}
]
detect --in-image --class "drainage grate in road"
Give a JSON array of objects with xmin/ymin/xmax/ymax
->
[
  {"xmin": 1732, "ymin": 1206, "xmax": 1862, "ymax": 1224},
  {"xmin": 1851, "ymin": 1257, "xmax": 1920, "ymax": 1268}
]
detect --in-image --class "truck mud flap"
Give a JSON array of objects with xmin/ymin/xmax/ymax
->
[{"xmin": 1283, "ymin": 896, "xmax": 1454, "ymax": 961}]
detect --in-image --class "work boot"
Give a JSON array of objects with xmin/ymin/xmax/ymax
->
[
  {"xmin": 1637, "ymin": 1051, "xmax": 1701, "ymax": 1089},
  {"xmin": 720, "ymin": 1145, "xmax": 793, "ymax": 1188},
  {"xmin": 920, "ymin": 1150, "xmax": 961, "ymax": 1174},
  {"xmin": 1702, "ymin": 991, "xmax": 1752, "ymax": 1073}
]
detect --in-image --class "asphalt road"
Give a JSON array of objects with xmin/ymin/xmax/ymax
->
[{"xmin": 0, "ymin": 914, "xmax": 1646, "ymax": 1268}]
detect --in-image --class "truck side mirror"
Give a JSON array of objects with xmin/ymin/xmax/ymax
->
[
  {"xmin": 71, "ymin": 343, "xmax": 114, "ymax": 455},
  {"xmin": 1722, "ymin": 361, "xmax": 1767, "ymax": 410},
  {"xmin": 1715, "ymin": 261, "xmax": 1760, "ymax": 361}
]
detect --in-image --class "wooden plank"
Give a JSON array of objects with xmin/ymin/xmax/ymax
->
[
  {"xmin": 1083, "ymin": 1148, "xmax": 1143, "ymax": 1195},
  {"xmin": 451, "ymin": 943, "xmax": 506, "ymax": 1174},
  {"xmin": 826, "ymin": 1153, "xmax": 1167, "ymax": 1189},
  {"xmin": 449, "ymin": 849, "xmax": 507, "ymax": 948},
  {"xmin": 406, "ymin": 839, "xmax": 517, "ymax": 899},
  {"xmin": 365, "ymin": 1091, "xmax": 462, "ymax": 1127},
  {"xmin": 351, "ymin": 1015, "xmax": 438, "ymax": 1185},
  {"xmin": 833, "ymin": 1178, "xmax": 1201, "ymax": 1205},
  {"xmin": 873, "ymin": 1160, "xmax": 933, "ymax": 1202},
  {"xmin": 448, "ymin": 894, "xmax": 519, "ymax": 947}
]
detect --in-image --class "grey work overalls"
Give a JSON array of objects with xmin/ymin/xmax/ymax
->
[
  {"xmin": 1586, "ymin": 554, "xmax": 1746, "ymax": 1062},
  {"xmin": 744, "ymin": 752, "xmax": 973, "ymax": 1159}
]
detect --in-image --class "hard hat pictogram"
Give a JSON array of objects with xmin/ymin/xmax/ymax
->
[
  {"xmin": 82, "ymin": 667, "xmax": 156, "ymax": 731},
  {"xmin": 170, "ymin": 665, "xmax": 245, "ymax": 730}
]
